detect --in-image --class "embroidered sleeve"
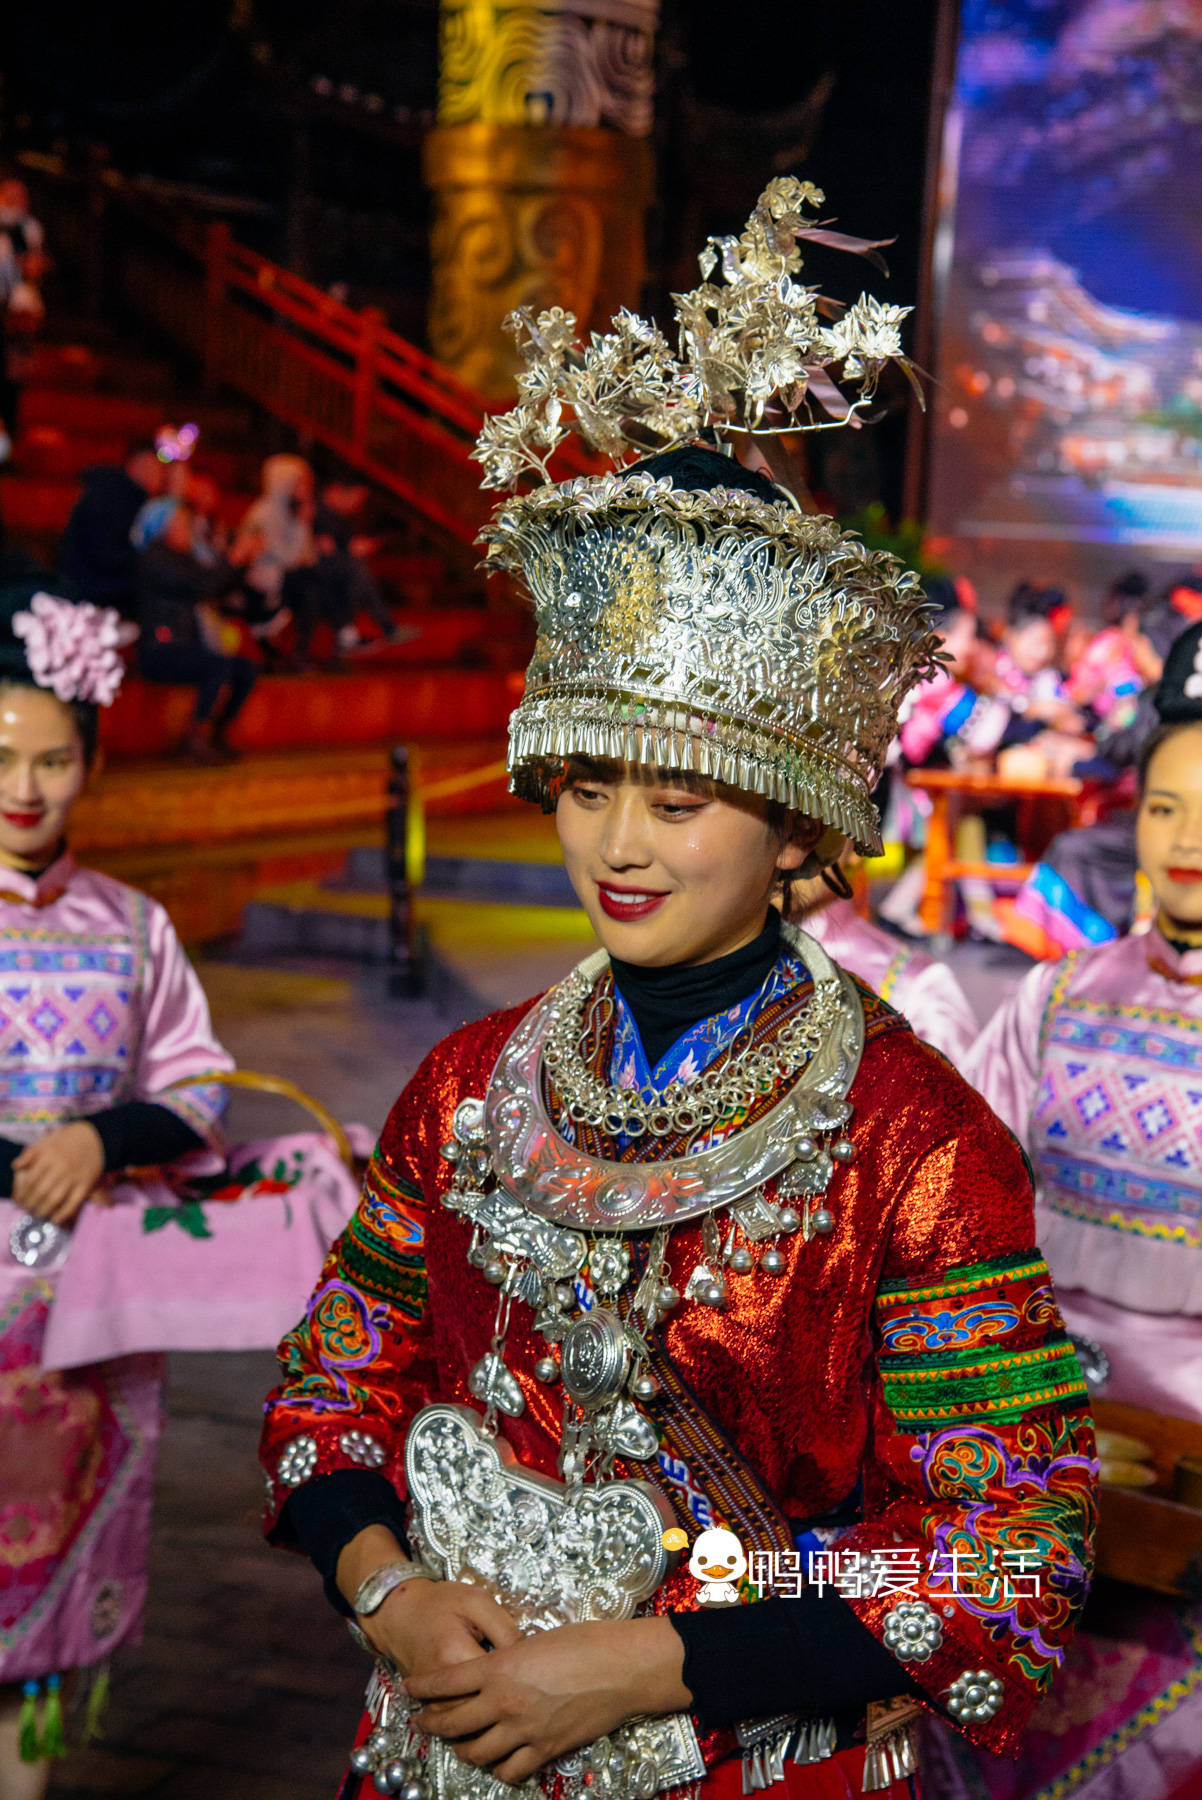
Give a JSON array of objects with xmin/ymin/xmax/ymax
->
[
  {"xmin": 259, "ymin": 1084, "xmax": 438, "ymax": 1534},
  {"xmin": 839, "ymin": 1245, "xmax": 1097, "ymax": 1756}
]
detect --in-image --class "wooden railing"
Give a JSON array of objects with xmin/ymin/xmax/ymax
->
[{"xmin": 25, "ymin": 154, "xmax": 593, "ymax": 549}]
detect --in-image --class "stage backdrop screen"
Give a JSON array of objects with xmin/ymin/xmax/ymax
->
[{"xmin": 926, "ymin": 0, "xmax": 1202, "ymax": 607}]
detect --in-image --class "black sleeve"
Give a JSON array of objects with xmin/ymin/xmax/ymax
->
[
  {"xmin": 670, "ymin": 1589, "xmax": 925, "ymax": 1730},
  {"xmin": 0, "ymin": 1106, "xmax": 202, "ymax": 1196},
  {"xmin": 89, "ymin": 1101, "xmax": 205, "ymax": 1171},
  {"xmin": 0, "ymin": 1138, "xmax": 20, "ymax": 1198},
  {"xmin": 277, "ymin": 1470, "xmax": 412, "ymax": 1617}
]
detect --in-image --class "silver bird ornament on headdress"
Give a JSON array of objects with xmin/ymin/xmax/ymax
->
[{"xmin": 474, "ymin": 177, "xmax": 942, "ymax": 854}]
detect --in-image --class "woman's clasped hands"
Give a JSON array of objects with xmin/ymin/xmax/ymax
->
[{"xmin": 362, "ymin": 1575, "xmax": 690, "ymax": 1788}]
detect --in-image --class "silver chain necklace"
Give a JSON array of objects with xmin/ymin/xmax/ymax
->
[{"xmin": 541, "ymin": 937, "xmax": 842, "ymax": 1139}]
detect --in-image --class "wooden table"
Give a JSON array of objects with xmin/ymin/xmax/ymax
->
[
  {"xmin": 905, "ymin": 768, "xmax": 1113, "ymax": 937},
  {"xmin": 1092, "ymin": 1400, "xmax": 1202, "ymax": 1597}
]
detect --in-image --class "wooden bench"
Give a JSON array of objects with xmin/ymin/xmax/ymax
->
[{"xmin": 904, "ymin": 769, "xmax": 1113, "ymax": 937}]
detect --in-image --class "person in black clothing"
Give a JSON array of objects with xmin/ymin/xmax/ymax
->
[
  {"xmin": 60, "ymin": 441, "xmax": 166, "ymax": 615},
  {"xmin": 135, "ymin": 503, "xmax": 258, "ymax": 762},
  {"xmin": 312, "ymin": 479, "xmax": 404, "ymax": 652}
]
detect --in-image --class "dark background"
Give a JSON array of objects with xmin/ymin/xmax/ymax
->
[{"xmin": 0, "ymin": 0, "xmax": 943, "ymax": 514}]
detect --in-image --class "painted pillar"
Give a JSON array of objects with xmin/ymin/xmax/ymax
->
[{"xmin": 424, "ymin": 0, "xmax": 658, "ymax": 396}]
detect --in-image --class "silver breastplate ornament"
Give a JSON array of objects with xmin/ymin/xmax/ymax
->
[{"xmin": 351, "ymin": 926, "xmax": 865, "ymax": 1800}]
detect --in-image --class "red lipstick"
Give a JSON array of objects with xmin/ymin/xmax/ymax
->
[
  {"xmin": 2, "ymin": 811, "xmax": 43, "ymax": 829},
  {"xmin": 1166, "ymin": 867, "xmax": 1202, "ymax": 884},
  {"xmin": 596, "ymin": 883, "xmax": 669, "ymax": 921}
]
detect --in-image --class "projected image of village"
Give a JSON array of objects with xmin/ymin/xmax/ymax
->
[{"xmin": 928, "ymin": 0, "xmax": 1202, "ymax": 593}]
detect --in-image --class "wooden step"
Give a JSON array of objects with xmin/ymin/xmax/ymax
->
[
  {"xmin": 17, "ymin": 425, "xmax": 251, "ymax": 488},
  {"xmin": 100, "ymin": 665, "xmax": 522, "ymax": 758},
  {"xmin": 19, "ymin": 383, "xmax": 254, "ymax": 439}
]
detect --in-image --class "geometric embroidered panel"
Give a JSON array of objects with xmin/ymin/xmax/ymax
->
[
  {"xmin": 1034, "ymin": 1000, "xmax": 1202, "ymax": 1233},
  {"xmin": 0, "ymin": 933, "xmax": 138, "ymax": 1123}
]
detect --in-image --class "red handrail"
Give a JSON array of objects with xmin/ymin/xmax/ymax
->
[{"xmin": 26, "ymin": 153, "xmax": 598, "ymax": 547}]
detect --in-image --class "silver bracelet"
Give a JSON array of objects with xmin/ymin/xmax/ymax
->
[{"xmin": 352, "ymin": 1558, "xmax": 433, "ymax": 1618}]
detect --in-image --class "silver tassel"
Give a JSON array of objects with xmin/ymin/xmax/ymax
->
[
  {"xmin": 861, "ymin": 1722, "xmax": 917, "ymax": 1792},
  {"xmin": 791, "ymin": 1718, "xmax": 836, "ymax": 1765}
]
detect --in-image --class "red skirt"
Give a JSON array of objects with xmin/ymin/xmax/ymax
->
[{"xmin": 703, "ymin": 1745, "xmax": 919, "ymax": 1800}]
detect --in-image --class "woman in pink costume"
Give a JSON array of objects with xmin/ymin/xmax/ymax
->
[
  {"xmin": 966, "ymin": 626, "xmax": 1202, "ymax": 1426},
  {"xmin": 0, "ymin": 585, "xmax": 357, "ymax": 1797},
  {"xmin": 928, "ymin": 625, "xmax": 1202, "ymax": 1800}
]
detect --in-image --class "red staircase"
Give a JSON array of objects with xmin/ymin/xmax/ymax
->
[
  {"xmin": 0, "ymin": 160, "xmax": 578, "ymax": 939},
  {"xmin": 21, "ymin": 155, "xmax": 595, "ymax": 549}
]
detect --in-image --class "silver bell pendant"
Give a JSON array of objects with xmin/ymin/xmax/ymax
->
[
  {"xmin": 760, "ymin": 1247, "xmax": 787, "ymax": 1276},
  {"xmin": 810, "ymin": 1206, "xmax": 836, "ymax": 1235}
]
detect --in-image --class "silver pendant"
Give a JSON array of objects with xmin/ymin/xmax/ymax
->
[
  {"xmin": 605, "ymin": 1398, "xmax": 659, "ymax": 1462},
  {"xmin": 358, "ymin": 1406, "xmax": 706, "ymax": 1800},
  {"xmin": 560, "ymin": 1308, "xmax": 630, "ymax": 1406},
  {"xmin": 730, "ymin": 1191, "xmax": 785, "ymax": 1242},
  {"xmin": 456, "ymin": 1185, "xmax": 587, "ymax": 1280},
  {"xmin": 467, "ymin": 1352, "xmax": 526, "ymax": 1417},
  {"xmin": 405, "ymin": 1403, "xmax": 673, "ymax": 1624},
  {"xmin": 8, "ymin": 1212, "xmax": 68, "ymax": 1270},
  {"xmin": 778, "ymin": 1150, "xmax": 834, "ymax": 1198}
]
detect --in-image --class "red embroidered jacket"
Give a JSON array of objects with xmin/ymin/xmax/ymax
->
[{"xmin": 261, "ymin": 994, "xmax": 1096, "ymax": 1757}]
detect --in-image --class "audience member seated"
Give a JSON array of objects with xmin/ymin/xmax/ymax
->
[
  {"xmin": 136, "ymin": 504, "xmax": 258, "ymax": 763},
  {"xmin": 230, "ymin": 453, "xmax": 315, "ymax": 661},
  {"xmin": 60, "ymin": 440, "xmax": 167, "ymax": 616},
  {"xmin": 313, "ymin": 478, "xmax": 405, "ymax": 651},
  {"xmin": 897, "ymin": 576, "xmax": 1011, "ymax": 770},
  {"xmin": 0, "ymin": 177, "xmax": 47, "ymax": 452},
  {"xmin": 1068, "ymin": 569, "xmax": 1160, "ymax": 735},
  {"xmin": 993, "ymin": 584, "xmax": 1093, "ymax": 780},
  {"xmin": 133, "ymin": 466, "xmax": 227, "ymax": 568},
  {"xmin": 1000, "ymin": 603, "xmax": 1195, "ymax": 958}
]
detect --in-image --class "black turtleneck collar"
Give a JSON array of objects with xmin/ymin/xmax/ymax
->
[{"xmin": 609, "ymin": 909, "xmax": 783, "ymax": 1071}]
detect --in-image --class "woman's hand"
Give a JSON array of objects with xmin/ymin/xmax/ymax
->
[
  {"xmin": 365, "ymin": 1578, "xmax": 522, "ymax": 1680},
  {"xmin": 12, "ymin": 1121, "xmax": 106, "ymax": 1225},
  {"xmin": 407, "ymin": 1616, "xmax": 690, "ymax": 1786},
  {"xmin": 337, "ymin": 1525, "xmax": 521, "ymax": 1680}
]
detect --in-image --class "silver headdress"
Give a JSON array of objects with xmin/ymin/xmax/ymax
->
[{"xmin": 474, "ymin": 178, "xmax": 941, "ymax": 853}]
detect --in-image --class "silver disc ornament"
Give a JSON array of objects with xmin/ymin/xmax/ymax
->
[{"xmin": 560, "ymin": 1308, "xmax": 631, "ymax": 1408}]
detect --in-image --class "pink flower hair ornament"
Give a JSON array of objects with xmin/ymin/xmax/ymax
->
[{"xmin": 11, "ymin": 592, "xmax": 136, "ymax": 708}]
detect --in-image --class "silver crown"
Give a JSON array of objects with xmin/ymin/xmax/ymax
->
[{"xmin": 486, "ymin": 472, "xmax": 938, "ymax": 851}]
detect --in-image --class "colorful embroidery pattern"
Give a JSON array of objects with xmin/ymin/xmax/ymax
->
[
  {"xmin": 1043, "ymin": 1180, "xmax": 1202, "ymax": 1247},
  {"xmin": 0, "ymin": 926, "xmax": 144, "ymax": 1127},
  {"xmin": 337, "ymin": 1157, "xmax": 427, "ymax": 1321},
  {"xmin": 916, "ymin": 1413, "xmax": 1097, "ymax": 1683},
  {"xmin": 882, "ymin": 1340, "xmax": 1088, "ymax": 1430},
  {"xmin": 877, "ymin": 948, "xmax": 913, "ymax": 1008},
  {"xmin": 608, "ymin": 952, "xmax": 811, "ymax": 1093},
  {"xmin": 275, "ymin": 1278, "xmax": 393, "ymax": 1416},
  {"xmin": 876, "ymin": 1253, "xmax": 1088, "ymax": 1429},
  {"xmin": 140, "ymin": 1147, "xmax": 315, "ymax": 1239},
  {"xmin": 0, "ymin": 944, "xmax": 133, "ymax": 974},
  {"xmin": 1034, "ymin": 996, "xmax": 1202, "ymax": 1244}
]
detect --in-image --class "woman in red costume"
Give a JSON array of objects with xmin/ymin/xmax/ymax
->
[{"xmin": 260, "ymin": 183, "xmax": 1097, "ymax": 1800}]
